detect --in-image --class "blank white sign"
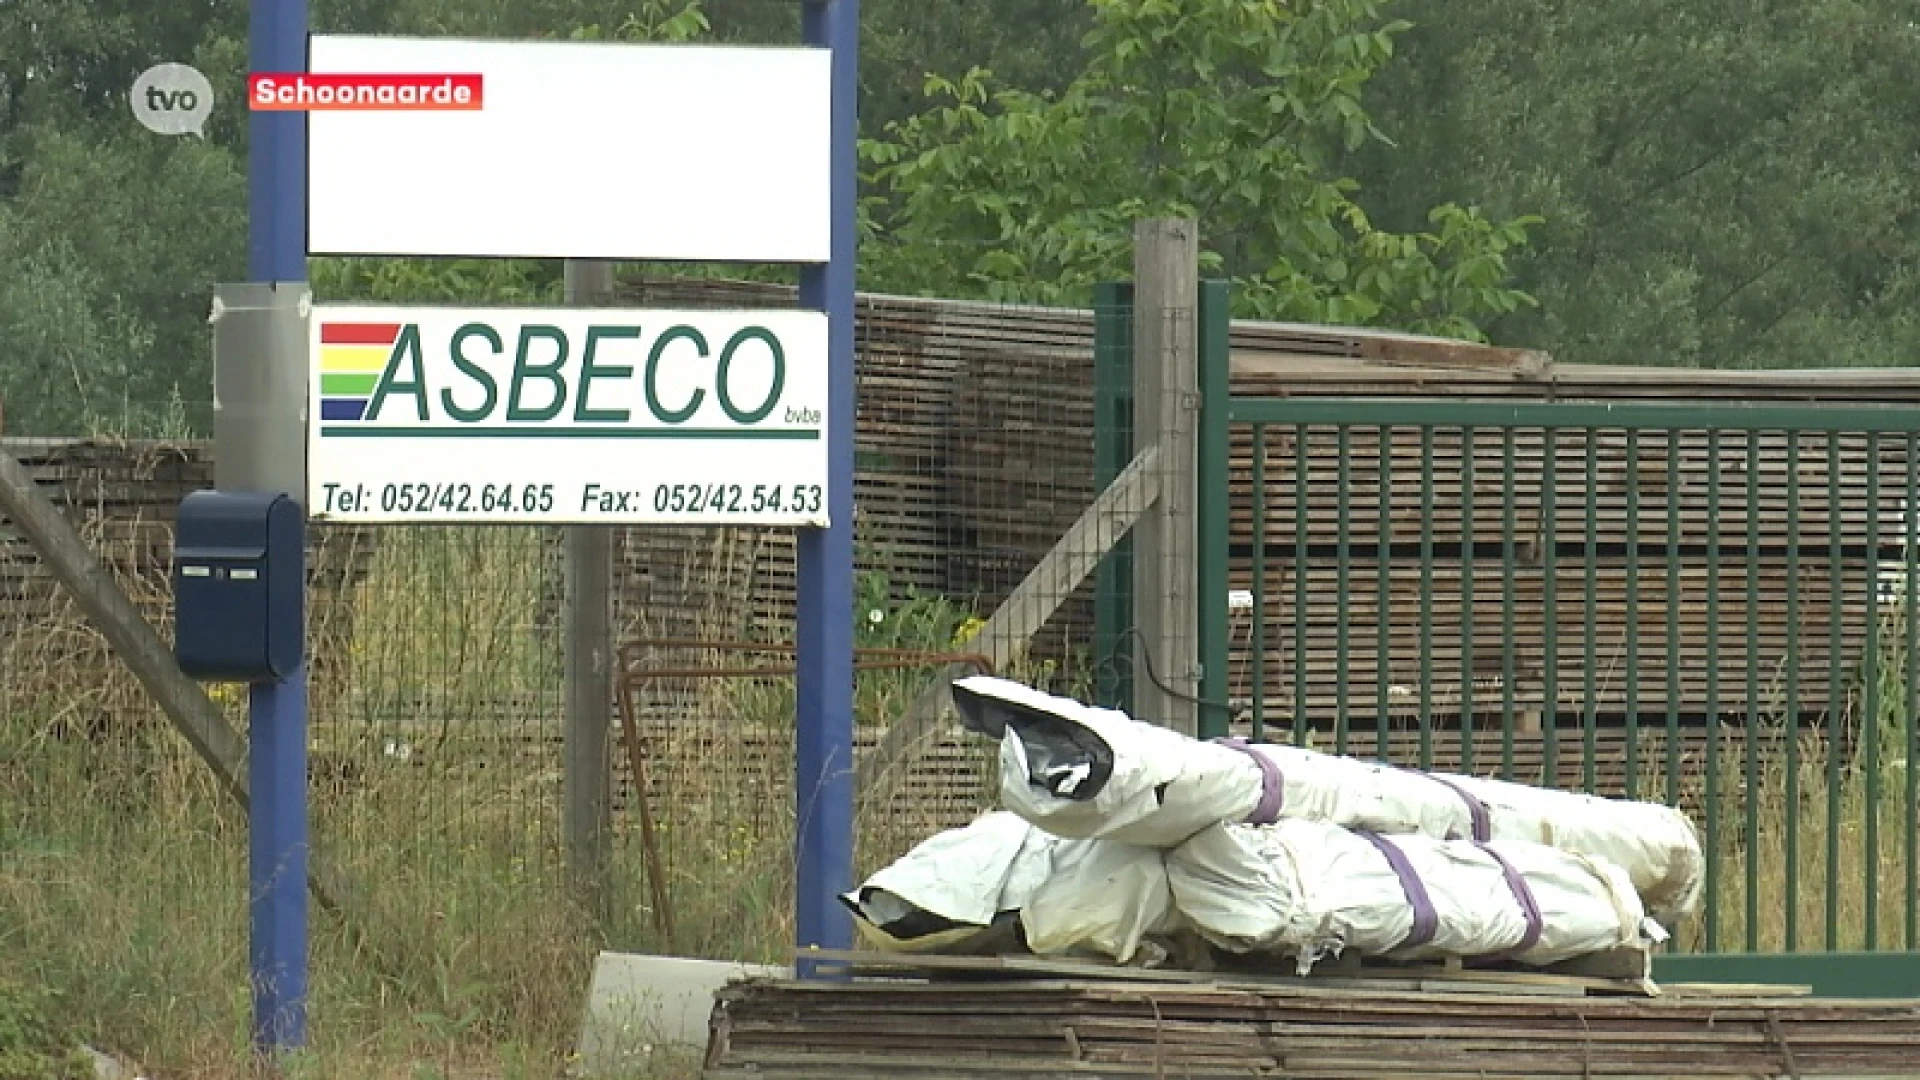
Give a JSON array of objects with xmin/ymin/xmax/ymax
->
[{"xmin": 306, "ymin": 35, "xmax": 831, "ymax": 262}]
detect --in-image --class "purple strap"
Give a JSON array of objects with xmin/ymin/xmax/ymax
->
[
  {"xmin": 1400, "ymin": 767, "xmax": 1491, "ymax": 842},
  {"xmin": 1355, "ymin": 830, "xmax": 1439, "ymax": 950},
  {"xmin": 1472, "ymin": 841, "xmax": 1545, "ymax": 961},
  {"xmin": 1212, "ymin": 737, "xmax": 1285, "ymax": 825}
]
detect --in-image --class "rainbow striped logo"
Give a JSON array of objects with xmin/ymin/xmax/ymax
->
[{"xmin": 316, "ymin": 320, "xmax": 404, "ymax": 422}]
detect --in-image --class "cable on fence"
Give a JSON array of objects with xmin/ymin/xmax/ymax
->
[{"xmin": 1109, "ymin": 625, "xmax": 1236, "ymax": 720}]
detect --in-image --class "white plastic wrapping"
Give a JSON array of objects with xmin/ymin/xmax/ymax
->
[
  {"xmin": 840, "ymin": 811, "xmax": 1179, "ymax": 965},
  {"xmin": 843, "ymin": 811, "xmax": 1658, "ymax": 974},
  {"xmin": 1166, "ymin": 818, "xmax": 1655, "ymax": 972},
  {"xmin": 1428, "ymin": 770, "xmax": 1703, "ymax": 925},
  {"xmin": 955, "ymin": 675, "xmax": 1266, "ymax": 846},
  {"xmin": 951, "ymin": 674, "xmax": 1705, "ymax": 926},
  {"xmin": 1021, "ymin": 832, "xmax": 1178, "ymax": 963},
  {"xmin": 839, "ymin": 810, "xmax": 1051, "ymax": 954}
]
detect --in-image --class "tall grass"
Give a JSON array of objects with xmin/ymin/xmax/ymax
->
[
  {"xmin": 1681, "ymin": 593, "xmax": 1919, "ymax": 955},
  {"xmin": 0, "ymin": 520, "xmax": 1070, "ymax": 1077},
  {"xmin": 1, "ymin": 523, "xmax": 596, "ymax": 1077},
  {"xmin": 7, "ymin": 509, "xmax": 1919, "ymax": 1077}
]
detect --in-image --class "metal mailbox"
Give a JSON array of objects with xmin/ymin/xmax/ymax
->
[{"xmin": 173, "ymin": 490, "xmax": 304, "ymax": 682}]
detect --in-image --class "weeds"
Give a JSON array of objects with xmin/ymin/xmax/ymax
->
[
  {"xmin": 0, "ymin": 976, "xmax": 93, "ymax": 1080},
  {"xmin": 0, "ymin": 517, "xmax": 1055, "ymax": 1077},
  {"xmin": 5, "ymin": 479, "xmax": 1919, "ymax": 1077}
]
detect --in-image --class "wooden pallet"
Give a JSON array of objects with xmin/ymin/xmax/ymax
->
[
  {"xmin": 705, "ymin": 949, "xmax": 1920, "ymax": 1079},
  {"xmin": 792, "ymin": 946, "xmax": 1680, "ymax": 1000}
]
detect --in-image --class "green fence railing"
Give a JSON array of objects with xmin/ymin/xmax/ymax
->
[{"xmin": 1205, "ymin": 396, "xmax": 1920, "ymax": 992}]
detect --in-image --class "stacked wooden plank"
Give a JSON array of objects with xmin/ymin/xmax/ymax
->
[
  {"xmin": 609, "ymin": 279, "xmax": 1920, "ymax": 734},
  {"xmin": 608, "ymin": 280, "xmax": 1570, "ymax": 659},
  {"xmin": 609, "ymin": 282, "xmax": 967, "ymax": 630},
  {"xmin": 948, "ymin": 342, "xmax": 1102, "ymax": 653},
  {"xmin": 1232, "ymin": 352, "xmax": 1920, "ymax": 401},
  {"xmin": 1227, "ymin": 557, "xmax": 1880, "ymax": 725},
  {"xmin": 1230, "ymin": 418, "xmax": 1917, "ymax": 728},
  {"xmin": 1225, "ymin": 428, "xmax": 1919, "ymax": 547},
  {"xmin": 948, "ymin": 345, "xmax": 1099, "ymax": 589},
  {"xmin": 0, "ymin": 438, "xmax": 381, "ymax": 699},
  {"xmin": 706, "ymin": 968, "xmax": 1920, "ymax": 1079},
  {"xmin": 16, "ymin": 280, "xmax": 1920, "ymax": 749},
  {"xmin": 1, "ymin": 439, "xmax": 205, "ymax": 626},
  {"xmin": 0, "ymin": 440, "xmax": 380, "ymax": 601}
]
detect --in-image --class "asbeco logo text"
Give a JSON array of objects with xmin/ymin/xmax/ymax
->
[
  {"xmin": 249, "ymin": 73, "xmax": 483, "ymax": 111},
  {"xmin": 315, "ymin": 318, "xmax": 819, "ymax": 439}
]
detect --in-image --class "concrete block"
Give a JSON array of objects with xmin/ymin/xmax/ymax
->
[{"xmin": 573, "ymin": 951, "xmax": 787, "ymax": 1077}]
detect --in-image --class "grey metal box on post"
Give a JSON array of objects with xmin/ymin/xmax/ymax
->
[
  {"xmin": 172, "ymin": 281, "xmax": 311, "ymax": 683},
  {"xmin": 209, "ymin": 282, "xmax": 309, "ymax": 497}
]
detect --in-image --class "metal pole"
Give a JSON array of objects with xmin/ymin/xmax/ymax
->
[
  {"xmin": 562, "ymin": 259, "xmax": 615, "ymax": 920},
  {"xmin": 794, "ymin": 0, "xmax": 858, "ymax": 976},
  {"xmin": 247, "ymin": 0, "xmax": 309, "ymax": 1053},
  {"xmin": 1195, "ymin": 279, "xmax": 1231, "ymax": 740}
]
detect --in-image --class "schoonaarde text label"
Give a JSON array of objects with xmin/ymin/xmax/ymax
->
[{"xmin": 307, "ymin": 305, "xmax": 829, "ymax": 525}]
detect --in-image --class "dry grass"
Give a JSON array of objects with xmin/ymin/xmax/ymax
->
[
  {"xmin": 3, "ymin": 513, "xmax": 1917, "ymax": 1078},
  {"xmin": 1678, "ymin": 726, "xmax": 1919, "ymax": 955},
  {"xmin": 0, "ymin": 519, "xmax": 1032, "ymax": 1077}
]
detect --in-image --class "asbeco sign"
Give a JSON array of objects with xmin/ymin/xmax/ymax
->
[{"xmin": 307, "ymin": 306, "xmax": 828, "ymax": 525}]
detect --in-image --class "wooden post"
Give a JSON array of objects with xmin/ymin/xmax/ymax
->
[
  {"xmin": 1131, "ymin": 218, "xmax": 1202, "ymax": 736},
  {"xmin": 0, "ymin": 443, "xmax": 354, "ymax": 915},
  {"xmin": 857, "ymin": 447, "xmax": 1165, "ymax": 798},
  {"xmin": 563, "ymin": 259, "xmax": 615, "ymax": 917}
]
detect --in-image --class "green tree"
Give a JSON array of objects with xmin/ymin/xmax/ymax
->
[
  {"xmin": 0, "ymin": 0, "xmax": 1546, "ymax": 435},
  {"xmin": 0, "ymin": 0, "xmax": 393, "ymax": 435},
  {"xmin": 857, "ymin": 0, "xmax": 1538, "ymax": 336},
  {"xmin": 0, "ymin": 124, "xmax": 243, "ymax": 435},
  {"xmin": 853, "ymin": 0, "xmax": 1093, "ymax": 137},
  {"xmin": 0, "ymin": 3, "xmax": 250, "ymax": 433},
  {"xmin": 1352, "ymin": 0, "xmax": 1920, "ymax": 369}
]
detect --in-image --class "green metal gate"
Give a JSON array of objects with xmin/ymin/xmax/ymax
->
[{"xmin": 1097, "ymin": 282, "xmax": 1920, "ymax": 995}]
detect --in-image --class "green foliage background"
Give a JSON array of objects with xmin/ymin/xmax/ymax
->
[
  {"xmin": 2, "ymin": 0, "xmax": 1913, "ymax": 434},
  {"xmin": 1347, "ymin": 0, "xmax": 1920, "ymax": 371},
  {"xmin": 0, "ymin": 977, "xmax": 90, "ymax": 1080}
]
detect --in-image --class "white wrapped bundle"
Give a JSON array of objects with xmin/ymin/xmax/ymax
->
[
  {"xmin": 951, "ymin": 675, "xmax": 1268, "ymax": 846},
  {"xmin": 839, "ymin": 811, "xmax": 1180, "ymax": 965},
  {"xmin": 1425, "ymin": 771, "xmax": 1703, "ymax": 926},
  {"xmin": 839, "ymin": 810, "xmax": 1051, "ymax": 955},
  {"xmin": 1165, "ymin": 818, "xmax": 1656, "ymax": 972},
  {"xmin": 951, "ymin": 674, "xmax": 1704, "ymax": 926}
]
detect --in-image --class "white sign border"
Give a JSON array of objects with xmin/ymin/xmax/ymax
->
[
  {"xmin": 304, "ymin": 303, "xmax": 831, "ymax": 526},
  {"xmin": 305, "ymin": 34, "xmax": 832, "ymax": 263}
]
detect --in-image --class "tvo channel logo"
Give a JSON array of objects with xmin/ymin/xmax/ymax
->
[{"xmin": 131, "ymin": 63, "xmax": 214, "ymax": 138}]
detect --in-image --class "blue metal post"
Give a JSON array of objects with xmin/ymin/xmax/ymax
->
[
  {"xmin": 247, "ymin": 0, "xmax": 310, "ymax": 1052},
  {"xmin": 794, "ymin": 0, "xmax": 858, "ymax": 977}
]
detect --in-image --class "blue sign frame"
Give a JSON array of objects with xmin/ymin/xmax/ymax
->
[
  {"xmin": 247, "ymin": 0, "xmax": 311, "ymax": 1054},
  {"xmin": 245, "ymin": 0, "xmax": 859, "ymax": 1050}
]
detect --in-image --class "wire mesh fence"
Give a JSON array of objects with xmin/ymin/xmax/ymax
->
[
  {"xmin": 16, "ymin": 280, "xmax": 1920, "ymax": 1058},
  {"xmin": 0, "ymin": 285, "xmax": 1134, "ymax": 1057},
  {"xmin": 611, "ymin": 639, "xmax": 999, "ymax": 961}
]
